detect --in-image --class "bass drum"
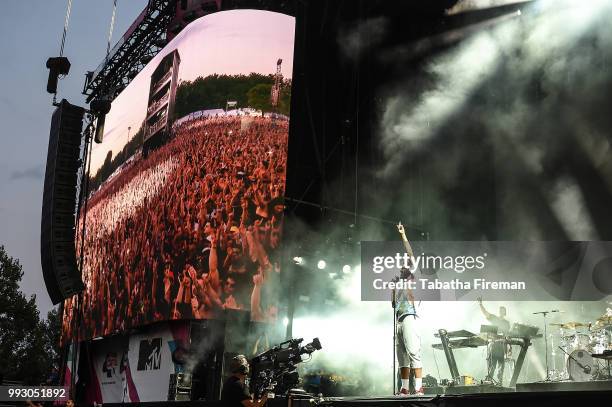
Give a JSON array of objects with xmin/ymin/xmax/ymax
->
[{"xmin": 566, "ymin": 349, "xmax": 595, "ymax": 381}]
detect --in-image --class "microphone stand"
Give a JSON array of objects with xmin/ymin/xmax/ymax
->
[{"xmin": 533, "ymin": 310, "xmax": 560, "ymax": 381}]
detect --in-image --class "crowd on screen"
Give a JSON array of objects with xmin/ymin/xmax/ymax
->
[{"xmin": 62, "ymin": 114, "xmax": 288, "ymax": 342}]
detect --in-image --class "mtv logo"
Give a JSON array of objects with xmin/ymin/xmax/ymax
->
[{"xmin": 137, "ymin": 338, "xmax": 162, "ymax": 371}]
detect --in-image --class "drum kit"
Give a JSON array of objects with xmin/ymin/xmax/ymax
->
[{"xmin": 547, "ymin": 308, "xmax": 612, "ymax": 382}]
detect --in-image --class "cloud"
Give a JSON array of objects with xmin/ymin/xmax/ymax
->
[{"xmin": 9, "ymin": 164, "xmax": 44, "ymax": 181}]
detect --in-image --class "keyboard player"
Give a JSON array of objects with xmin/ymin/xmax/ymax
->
[{"xmin": 477, "ymin": 297, "xmax": 510, "ymax": 384}]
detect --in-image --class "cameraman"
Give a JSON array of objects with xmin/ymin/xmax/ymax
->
[{"xmin": 222, "ymin": 355, "xmax": 268, "ymax": 407}]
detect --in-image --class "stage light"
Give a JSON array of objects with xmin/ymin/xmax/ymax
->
[
  {"xmin": 329, "ymin": 272, "xmax": 337, "ymax": 279},
  {"xmin": 90, "ymin": 99, "xmax": 112, "ymax": 144},
  {"xmin": 293, "ymin": 256, "xmax": 304, "ymax": 265},
  {"xmin": 317, "ymin": 260, "xmax": 326, "ymax": 269},
  {"xmin": 46, "ymin": 57, "xmax": 71, "ymax": 94},
  {"xmin": 342, "ymin": 264, "xmax": 351, "ymax": 274}
]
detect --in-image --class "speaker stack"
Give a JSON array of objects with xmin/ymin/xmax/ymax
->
[{"xmin": 41, "ymin": 99, "xmax": 86, "ymax": 304}]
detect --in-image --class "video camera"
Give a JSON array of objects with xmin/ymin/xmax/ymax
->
[{"xmin": 250, "ymin": 337, "xmax": 322, "ymax": 398}]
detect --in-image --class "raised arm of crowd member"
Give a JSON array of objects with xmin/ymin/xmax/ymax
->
[
  {"xmin": 174, "ymin": 276, "xmax": 185, "ymax": 315},
  {"xmin": 250, "ymin": 220, "xmax": 271, "ymax": 268},
  {"xmin": 105, "ymin": 280, "xmax": 112, "ymax": 310},
  {"xmin": 205, "ymin": 278, "xmax": 224, "ymax": 309},
  {"xmin": 223, "ymin": 246, "xmax": 235, "ymax": 271},
  {"xmin": 245, "ymin": 227, "xmax": 259, "ymax": 263},
  {"xmin": 183, "ymin": 271, "xmax": 193, "ymax": 304},
  {"xmin": 208, "ymin": 233, "xmax": 220, "ymax": 291},
  {"xmin": 240, "ymin": 198, "xmax": 250, "ymax": 226},
  {"xmin": 196, "ymin": 276, "xmax": 214, "ymax": 310},
  {"xmin": 250, "ymin": 272, "xmax": 265, "ymax": 322},
  {"xmin": 186, "ymin": 264, "xmax": 198, "ymax": 283}
]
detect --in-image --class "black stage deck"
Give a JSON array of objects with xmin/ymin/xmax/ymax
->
[
  {"xmin": 104, "ymin": 387, "xmax": 612, "ymax": 407},
  {"xmin": 516, "ymin": 379, "xmax": 612, "ymax": 392},
  {"xmin": 296, "ymin": 390, "xmax": 612, "ymax": 407}
]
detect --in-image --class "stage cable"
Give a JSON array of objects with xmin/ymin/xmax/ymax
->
[
  {"xmin": 54, "ymin": 0, "xmax": 73, "ymax": 105},
  {"xmin": 106, "ymin": 0, "xmax": 118, "ymax": 60},
  {"xmin": 77, "ymin": 122, "xmax": 94, "ymax": 279},
  {"xmin": 71, "ymin": 120, "xmax": 94, "ymax": 398},
  {"xmin": 352, "ymin": 0, "xmax": 362, "ymax": 228},
  {"xmin": 59, "ymin": 0, "xmax": 73, "ymax": 57}
]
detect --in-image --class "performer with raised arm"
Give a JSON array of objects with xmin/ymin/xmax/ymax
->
[
  {"xmin": 477, "ymin": 297, "xmax": 511, "ymax": 384},
  {"xmin": 394, "ymin": 222, "xmax": 424, "ymax": 396}
]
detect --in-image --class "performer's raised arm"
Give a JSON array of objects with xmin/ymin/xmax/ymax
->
[
  {"xmin": 396, "ymin": 222, "xmax": 414, "ymax": 257},
  {"xmin": 477, "ymin": 297, "xmax": 493, "ymax": 320}
]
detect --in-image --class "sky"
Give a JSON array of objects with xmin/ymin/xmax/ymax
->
[
  {"xmin": 0, "ymin": 0, "xmax": 149, "ymax": 314},
  {"xmin": 94, "ymin": 9, "xmax": 295, "ymax": 174}
]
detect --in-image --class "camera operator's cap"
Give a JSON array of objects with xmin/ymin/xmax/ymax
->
[{"xmin": 230, "ymin": 354, "xmax": 249, "ymax": 374}]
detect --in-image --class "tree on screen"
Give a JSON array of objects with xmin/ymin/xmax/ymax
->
[
  {"xmin": 0, "ymin": 245, "xmax": 60, "ymax": 384},
  {"xmin": 174, "ymin": 73, "xmax": 292, "ymax": 118},
  {"xmin": 279, "ymin": 81, "xmax": 292, "ymax": 115},
  {"xmin": 247, "ymin": 83, "xmax": 273, "ymax": 113}
]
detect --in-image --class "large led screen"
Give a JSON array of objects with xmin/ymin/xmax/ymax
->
[{"xmin": 62, "ymin": 10, "xmax": 295, "ymax": 343}]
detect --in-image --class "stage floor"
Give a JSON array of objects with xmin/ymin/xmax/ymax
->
[
  {"xmin": 295, "ymin": 390, "xmax": 612, "ymax": 407},
  {"xmin": 516, "ymin": 379, "xmax": 612, "ymax": 392},
  {"xmin": 104, "ymin": 387, "xmax": 612, "ymax": 407}
]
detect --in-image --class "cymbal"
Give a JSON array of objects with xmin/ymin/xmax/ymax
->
[
  {"xmin": 595, "ymin": 315, "xmax": 612, "ymax": 326},
  {"xmin": 550, "ymin": 322, "xmax": 588, "ymax": 329}
]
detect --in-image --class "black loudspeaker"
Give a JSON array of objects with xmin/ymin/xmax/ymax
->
[
  {"xmin": 168, "ymin": 373, "xmax": 192, "ymax": 401},
  {"xmin": 41, "ymin": 99, "xmax": 86, "ymax": 304}
]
